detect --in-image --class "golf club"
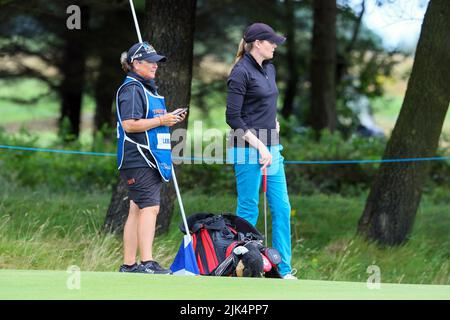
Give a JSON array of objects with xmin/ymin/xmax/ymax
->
[{"xmin": 263, "ymin": 167, "xmax": 267, "ymax": 247}]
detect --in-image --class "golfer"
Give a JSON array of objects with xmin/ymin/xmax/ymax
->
[
  {"xmin": 226, "ymin": 23, "xmax": 296, "ymax": 279},
  {"xmin": 116, "ymin": 41, "xmax": 186, "ymax": 274}
]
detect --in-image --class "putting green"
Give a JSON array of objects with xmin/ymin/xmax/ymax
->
[{"xmin": 0, "ymin": 269, "xmax": 448, "ymax": 300}]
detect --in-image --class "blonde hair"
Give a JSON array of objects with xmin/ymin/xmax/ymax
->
[
  {"xmin": 234, "ymin": 38, "xmax": 253, "ymax": 64},
  {"xmin": 120, "ymin": 51, "xmax": 132, "ymax": 73}
]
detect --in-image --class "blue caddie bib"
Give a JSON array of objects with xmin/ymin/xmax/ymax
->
[{"xmin": 116, "ymin": 76, "xmax": 172, "ymax": 182}]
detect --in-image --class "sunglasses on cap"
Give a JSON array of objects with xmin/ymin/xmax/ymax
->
[{"xmin": 129, "ymin": 42, "xmax": 157, "ymax": 63}]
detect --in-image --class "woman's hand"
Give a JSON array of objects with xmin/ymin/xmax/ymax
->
[
  {"xmin": 159, "ymin": 110, "xmax": 187, "ymax": 127},
  {"xmin": 160, "ymin": 113, "xmax": 182, "ymax": 127},
  {"xmin": 258, "ymin": 144, "xmax": 272, "ymax": 171},
  {"xmin": 242, "ymin": 130, "xmax": 272, "ymax": 171},
  {"xmin": 177, "ymin": 111, "xmax": 187, "ymax": 123}
]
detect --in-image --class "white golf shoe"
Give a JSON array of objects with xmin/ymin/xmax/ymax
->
[{"xmin": 282, "ymin": 268, "xmax": 298, "ymax": 280}]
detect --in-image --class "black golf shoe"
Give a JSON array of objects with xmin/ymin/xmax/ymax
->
[
  {"xmin": 138, "ymin": 260, "xmax": 172, "ymax": 275},
  {"xmin": 119, "ymin": 263, "xmax": 139, "ymax": 273}
]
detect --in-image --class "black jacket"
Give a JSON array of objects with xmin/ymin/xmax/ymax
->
[{"xmin": 226, "ymin": 52, "xmax": 280, "ymax": 147}]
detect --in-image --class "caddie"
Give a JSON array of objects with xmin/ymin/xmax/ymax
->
[{"xmin": 116, "ymin": 41, "xmax": 187, "ymax": 274}]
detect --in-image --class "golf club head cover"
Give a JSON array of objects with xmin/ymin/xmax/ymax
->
[
  {"xmin": 263, "ymin": 247, "xmax": 282, "ymax": 266},
  {"xmin": 233, "ymin": 245, "xmax": 264, "ymax": 277},
  {"xmin": 261, "ymin": 253, "xmax": 272, "ymax": 272}
]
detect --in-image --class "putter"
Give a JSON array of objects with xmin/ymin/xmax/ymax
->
[{"xmin": 263, "ymin": 167, "xmax": 268, "ymax": 247}]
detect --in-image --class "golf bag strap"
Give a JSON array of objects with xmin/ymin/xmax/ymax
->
[
  {"xmin": 197, "ymin": 253, "xmax": 205, "ymax": 275},
  {"xmin": 200, "ymin": 229, "xmax": 219, "ymax": 273},
  {"xmin": 228, "ymin": 226, "xmax": 238, "ymax": 235}
]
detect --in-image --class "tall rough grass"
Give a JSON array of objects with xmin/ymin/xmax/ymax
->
[{"xmin": 0, "ymin": 184, "xmax": 448, "ymax": 285}]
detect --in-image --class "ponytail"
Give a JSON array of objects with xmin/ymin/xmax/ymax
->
[
  {"xmin": 120, "ymin": 51, "xmax": 131, "ymax": 73},
  {"xmin": 234, "ymin": 38, "xmax": 253, "ymax": 64}
]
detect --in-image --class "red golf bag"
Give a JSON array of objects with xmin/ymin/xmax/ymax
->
[{"xmin": 179, "ymin": 213, "xmax": 283, "ymax": 278}]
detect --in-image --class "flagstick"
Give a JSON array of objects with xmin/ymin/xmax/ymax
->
[
  {"xmin": 128, "ymin": 0, "xmax": 196, "ymax": 275},
  {"xmin": 129, "ymin": 0, "xmax": 143, "ymax": 43},
  {"xmin": 172, "ymin": 165, "xmax": 192, "ymax": 242},
  {"xmin": 129, "ymin": 0, "xmax": 191, "ymax": 241}
]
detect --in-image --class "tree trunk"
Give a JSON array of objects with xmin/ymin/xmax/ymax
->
[
  {"xmin": 281, "ymin": 0, "xmax": 298, "ymax": 119},
  {"xmin": 308, "ymin": 0, "xmax": 337, "ymax": 133},
  {"xmin": 357, "ymin": 0, "xmax": 450, "ymax": 245},
  {"xmin": 145, "ymin": 0, "xmax": 197, "ymax": 235},
  {"xmin": 58, "ymin": 5, "xmax": 89, "ymax": 140},
  {"xmin": 104, "ymin": 178, "xmax": 129, "ymax": 234},
  {"xmin": 93, "ymin": 63, "xmax": 117, "ymax": 135},
  {"xmin": 103, "ymin": 0, "xmax": 197, "ymax": 235},
  {"xmin": 93, "ymin": 10, "xmax": 126, "ymax": 136},
  {"xmin": 93, "ymin": 57, "xmax": 118, "ymax": 134}
]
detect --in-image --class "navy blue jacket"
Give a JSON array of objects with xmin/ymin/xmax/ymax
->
[{"xmin": 226, "ymin": 52, "xmax": 280, "ymax": 147}]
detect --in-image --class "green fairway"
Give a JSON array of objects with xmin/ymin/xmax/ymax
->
[{"xmin": 0, "ymin": 269, "xmax": 448, "ymax": 300}]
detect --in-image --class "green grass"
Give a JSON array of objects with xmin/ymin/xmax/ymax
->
[
  {"xmin": 0, "ymin": 184, "xmax": 449, "ymax": 287},
  {"xmin": 0, "ymin": 269, "xmax": 448, "ymax": 300},
  {"xmin": 0, "ymin": 77, "xmax": 449, "ymax": 292},
  {"xmin": 0, "ymin": 79, "xmax": 59, "ymax": 124},
  {"xmin": 371, "ymin": 95, "xmax": 450, "ymax": 135},
  {"xmin": 0, "ymin": 186, "xmax": 119, "ymax": 271},
  {"xmin": 371, "ymin": 95, "xmax": 404, "ymax": 118},
  {"xmin": 0, "ymin": 78, "xmax": 96, "ymax": 146}
]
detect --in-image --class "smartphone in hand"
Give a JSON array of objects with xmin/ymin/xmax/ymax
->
[{"xmin": 171, "ymin": 108, "xmax": 188, "ymax": 116}]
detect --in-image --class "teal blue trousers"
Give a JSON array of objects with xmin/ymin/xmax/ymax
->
[{"xmin": 228, "ymin": 145, "xmax": 293, "ymax": 276}]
